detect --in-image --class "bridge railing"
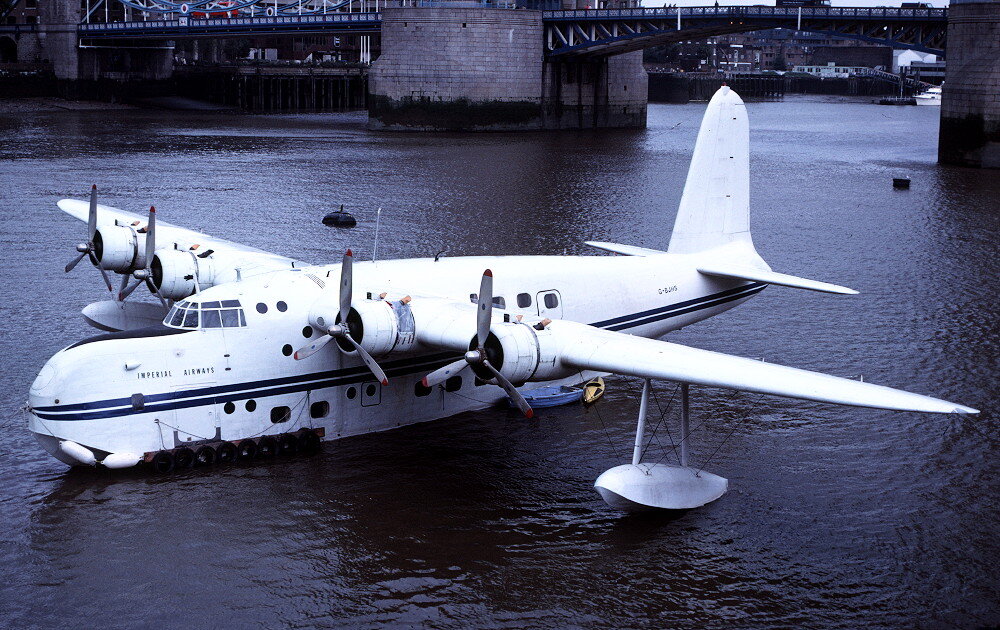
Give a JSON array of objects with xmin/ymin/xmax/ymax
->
[
  {"xmin": 78, "ymin": 11, "xmax": 381, "ymax": 33},
  {"xmin": 542, "ymin": 6, "xmax": 946, "ymax": 20}
]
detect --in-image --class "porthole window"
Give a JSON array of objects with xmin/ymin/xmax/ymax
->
[
  {"xmin": 270, "ymin": 406, "xmax": 291, "ymax": 423},
  {"xmin": 346, "ymin": 386, "xmax": 357, "ymax": 400},
  {"xmin": 544, "ymin": 293, "xmax": 559, "ymax": 309},
  {"xmin": 256, "ymin": 302, "xmax": 267, "ymax": 314},
  {"xmin": 245, "ymin": 399, "xmax": 257, "ymax": 412},
  {"xmin": 224, "ymin": 401, "xmax": 235, "ymax": 414},
  {"xmin": 415, "ymin": 381, "xmax": 432, "ymax": 397},
  {"xmin": 517, "ymin": 293, "xmax": 531, "ymax": 308},
  {"xmin": 277, "ymin": 301, "xmax": 288, "ymax": 312},
  {"xmin": 302, "ymin": 326, "xmax": 313, "ymax": 338},
  {"xmin": 310, "ymin": 400, "xmax": 329, "ymax": 419},
  {"xmin": 365, "ymin": 384, "xmax": 377, "ymax": 397},
  {"xmin": 445, "ymin": 376, "xmax": 462, "ymax": 392},
  {"xmin": 281, "ymin": 344, "xmax": 293, "ymax": 357}
]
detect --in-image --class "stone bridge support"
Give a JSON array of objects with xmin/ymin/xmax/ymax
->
[
  {"xmin": 368, "ymin": 3, "xmax": 646, "ymax": 131},
  {"xmin": 939, "ymin": 0, "xmax": 1000, "ymax": 168}
]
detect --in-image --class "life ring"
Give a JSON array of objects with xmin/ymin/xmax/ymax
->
[
  {"xmin": 298, "ymin": 430, "xmax": 321, "ymax": 455},
  {"xmin": 258, "ymin": 436, "xmax": 278, "ymax": 458},
  {"xmin": 151, "ymin": 450, "xmax": 174, "ymax": 473},
  {"xmin": 194, "ymin": 445, "xmax": 216, "ymax": 466},
  {"xmin": 216, "ymin": 441, "xmax": 238, "ymax": 463},
  {"xmin": 278, "ymin": 433, "xmax": 299, "ymax": 456},
  {"xmin": 237, "ymin": 439, "xmax": 258, "ymax": 461},
  {"xmin": 266, "ymin": 6, "xmax": 275, "ymax": 16},
  {"xmin": 179, "ymin": 3, "xmax": 190, "ymax": 14},
  {"xmin": 174, "ymin": 447, "xmax": 195, "ymax": 469}
]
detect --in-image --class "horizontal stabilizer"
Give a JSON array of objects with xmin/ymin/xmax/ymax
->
[
  {"xmin": 554, "ymin": 322, "xmax": 976, "ymax": 414},
  {"xmin": 584, "ymin": 241, "xmax": 666, "ymax": 257},
  {"xmin": 697, "ymin": 263, "xmax": 858, "ymax": 295}
]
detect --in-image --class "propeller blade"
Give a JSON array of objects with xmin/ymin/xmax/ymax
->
[
  {"xmin": 116, "ymin": 273, "xmax": 130, "ymax": 301},
  {"xmin": 341, "ymin": 334, "xmax": 389, "ymax": 386},
  {"xmin": 476, "ymin": 269, "xmax": 493, "ymax": 348},
  {"xmin": 145, "ymin": 276, "xmax": 168, "ymax": 307},
  {"xmin": 119, "ymin": 277, "xmax": 144, "ymax": 301},
  {"xmin": 483, "ymin": 361, "xmax": 534, "ymax": 419},
  {"xmin": 92, "ymin": 255, "xmax": 113, "ymax": 292},
  {"xmin": 339, "ymin": 249, "xmax": 353, "ymax": 326},
  {"xmin": 293, "ymin": 334, "xmax": 334, "ymax": 361},
  {"xmin": 65, "ymin": 251, "xmax": 87, "ymax": 273},
  {"xmin": 421, "ymin": 358, "xmax": 469, "ymax": 388},
  {"xmin": 87, "ymin": 184, "xmax": 97, "ymax": 239},
  {"xmin": 144, "ymin": 206, "xmax": 156, "ymax": 265}
]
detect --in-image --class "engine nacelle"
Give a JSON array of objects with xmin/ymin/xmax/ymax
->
[
  {"xmin": 94, "ymin": 225, "xmax": 144, "ymax": 273},
  {"xmin": 477, "ymin": 322, "xmax": 571, "ymax": 385},
  {"xmin": 308, "ymin": 296, "xmax": 418, "ymax": 357},
  {"xmin": 151, "ymin": 249, "xmax": 201, "ymax": 301}
]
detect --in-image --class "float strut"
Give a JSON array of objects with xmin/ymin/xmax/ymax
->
[
  {"xmin": 631, "ymin": 378, "xmax": 651, "ymax": 466},
  {"xmin": 680, "ymin": 383, "xmax": 690, "ymax": 468}
]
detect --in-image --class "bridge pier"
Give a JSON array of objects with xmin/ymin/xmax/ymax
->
[
  {"xmin": 368, "ymin": 4, "xmax": 646, "ymax": 131},
  {"xmin": 939, "ymin": 0, "xmax": 1000, "ymax": 168}
]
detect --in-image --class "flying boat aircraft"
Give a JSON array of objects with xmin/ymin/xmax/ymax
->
[{"xmin": 26, "ymin": 87, "xmax": 977, "ymax": 511}]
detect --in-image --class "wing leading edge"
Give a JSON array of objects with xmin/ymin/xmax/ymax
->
[{"xmin": 553, "ymin": 322, "xmax": 977, "ymax": 414}]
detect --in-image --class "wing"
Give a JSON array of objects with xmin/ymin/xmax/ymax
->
[
  {"xmin": 553, "ymin": 322, "xmax": 977, "ymax": 414},
  {"xmin": 57, "ymin": 198, "xmax": 308, "ymax": 269}
]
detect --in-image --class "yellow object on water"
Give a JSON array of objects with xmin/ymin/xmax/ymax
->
[{"xmin": 582, "ymin": 377, "xmax": 605, "ymax": 405}]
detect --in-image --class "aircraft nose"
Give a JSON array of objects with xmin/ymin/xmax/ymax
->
[{"xmin": 29, "ymin": 356, "xmax": 62, "ymax": 405}]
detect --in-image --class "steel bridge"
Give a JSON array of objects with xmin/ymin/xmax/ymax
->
[{"xmin": 1, "ymin": 1, "xmax": 948, "ymax": 58}]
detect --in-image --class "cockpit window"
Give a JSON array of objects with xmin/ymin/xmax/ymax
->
[{"xmin": 163, "ymin": 299, "xmax": 246, "ymax": 330}]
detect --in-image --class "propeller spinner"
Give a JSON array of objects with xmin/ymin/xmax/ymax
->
[
  {"xmin": 64, "ymin": 185, "xmax": 113, "ymax": 293},
  {"xmin": 293, "ymin": 250, "xmax": 389, "ymax": 386},
  {"xmin": 421, "ymin": 270, "xmax": 534, "ymax": 419}
]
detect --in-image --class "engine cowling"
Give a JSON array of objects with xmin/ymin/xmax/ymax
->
[
  {"xmin": 151, "ymin": 249, "xmax": 200, "ymax": 301},
  {"xmin": 473, "ymin": 322, "xmax": 570, "ymax": 385},
  {"xmin": 93, "ymin": 225, "xmax": 144, "ymax": 273},
  {"xmin": 308, "ymin": 296, "xmax": 417, "ymax": 357}
]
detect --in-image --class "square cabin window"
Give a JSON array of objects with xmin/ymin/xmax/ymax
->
[
  {"xmin": 517, "ymin": 293, "xmax": 531, "ymax": 308},
  {"xmin": 270, "ymin": 406, "xmax": 291, "ymax": 423}
]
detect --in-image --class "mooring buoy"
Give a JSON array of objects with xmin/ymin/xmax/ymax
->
[{"xmin": 322, "ymin": 205, "xmax": 357, "ymax": 228}]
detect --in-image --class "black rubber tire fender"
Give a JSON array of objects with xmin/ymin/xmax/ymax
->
[
  {"xmin": 237, "ymin": 439, "xmax": 258, "ymax": 461},
  {"xmin": 194, "ymin": 445, "xmax": 216, "ymax": 466},
  {"xmin": 216, "ymin": 441, "xmax": 237, "ymax": 464},
  {"xmin": 258, "ymin": 436, "xmax": 278, "ymax": 458},
  {"xmin": 174, "ymin": 447, "xmax": 195, "ymax": 469},
  {"xmin": 277, "ymin": 433, "xmax": 298, "ymax": 456},
  {"xmin": 151, "ymin": 451, "xmax": 174, "ymax": 474}
]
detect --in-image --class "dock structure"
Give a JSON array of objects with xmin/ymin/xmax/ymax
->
[{"xmin": 0, "ymin": 0, "xmax": 997, "ymax": 165}]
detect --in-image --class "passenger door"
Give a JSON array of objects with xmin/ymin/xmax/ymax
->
[{"xmin": 536, "ymin": 290, "xmax": 563, "ymax": 319}]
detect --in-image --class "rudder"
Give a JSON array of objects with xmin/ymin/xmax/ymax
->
[{"xmin": 667, "ymin": 86, "xmax": 754, "ymax": 255}]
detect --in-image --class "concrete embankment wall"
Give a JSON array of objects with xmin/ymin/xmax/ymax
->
[{"xmin": 939, "ymin": 0, "xmax": 1000, "ymax": 168}]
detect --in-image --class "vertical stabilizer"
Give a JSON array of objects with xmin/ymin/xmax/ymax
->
[{"xmin": 667, "ymin": 86, "xmax": 754, "ymax": 255}]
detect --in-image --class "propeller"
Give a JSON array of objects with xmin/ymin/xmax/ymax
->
[
  {"xmin": 420, "ymin": 270, "xmax": 534, "ymax": 419},
  {"xmin": 64, "ymin": 184, "xmax": 113, "ymax": 293},
  {"xmin": 119, "ymin": 206, "xmax": 167, "ymax": 307},
  {"xmin": 293, "ymin": 250, "xmax": 389, "ymax": 386}
]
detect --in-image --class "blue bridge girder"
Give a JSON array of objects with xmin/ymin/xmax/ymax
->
[
  {"xmin": 543, "ymin": 6, "xmax": 947, "ymax": 58},
  {"xmin": 77, "ymin": 12, "xmax": 382, "ymax": 38}
]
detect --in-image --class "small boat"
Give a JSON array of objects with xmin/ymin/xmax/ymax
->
[
  {"xmin": 583, "ymin": 377, "xmax": 605, "ymax": 405},
  {"xmin": 509, "ymin": 384, "xmax": 583, "ymax": 409},
  {"xmin": 914, "ymin": 85, "xmax": 942, "ymax": 106}
]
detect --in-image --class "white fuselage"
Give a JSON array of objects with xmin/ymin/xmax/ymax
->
[{"xmin": 27, "ymin": 250, "xmax": 765, "ymax": 466}]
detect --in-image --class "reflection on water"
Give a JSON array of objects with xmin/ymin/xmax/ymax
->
[{"xmin": 0, "ymin": 96, "xmax": 996, "ymax": 628}]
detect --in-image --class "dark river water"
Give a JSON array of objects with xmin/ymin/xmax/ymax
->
[{"xmin": 0, "ymin": 95, "xmax": 996, "ymax": 629}]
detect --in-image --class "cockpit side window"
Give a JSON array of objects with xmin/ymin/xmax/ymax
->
[{"xmin": 163, "ymin": 299, "xmax": 246, "ymax": 330}]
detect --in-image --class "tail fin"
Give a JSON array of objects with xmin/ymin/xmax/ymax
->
[{"xmin": 667, "ymin": 86, "xmax": 754, "ymax": 255}]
